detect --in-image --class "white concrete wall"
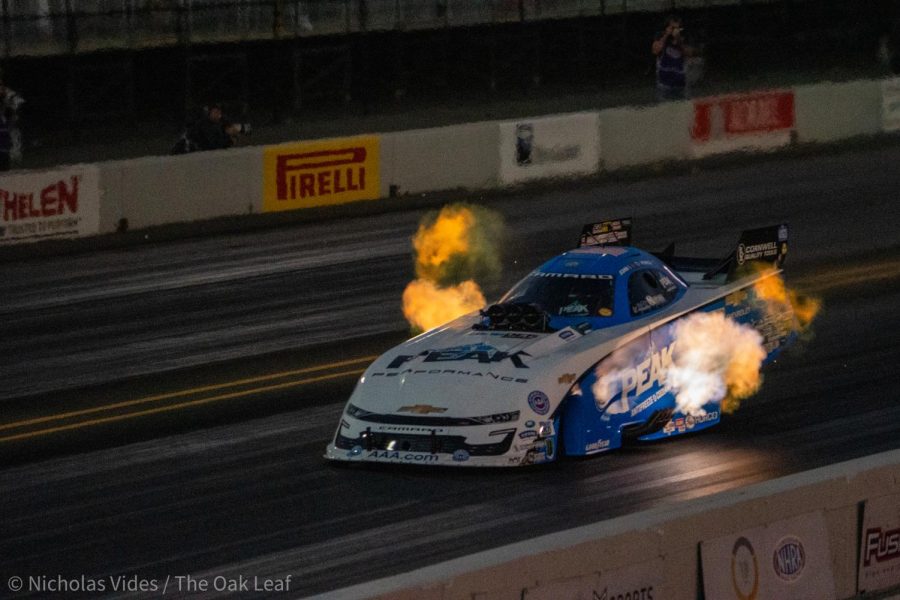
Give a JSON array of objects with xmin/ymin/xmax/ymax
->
[
  {"xmin": 99, "ymin": 146, "xmax": 262, "ymax": 232},
  {"xmin": 599, "ymin": 100, "xmax": 694, "ymax": 169},
  {"xmin": 314, "ymin": 451, "xmax": 900, "ymax": 600},
  {"xmin": 795, "ymin": 79, "xmax": 883, "ymax": 143},
  {"xmin": 379, "ymin": 121, "xmax": 500, "ymax": 196},
  {"xmin": 3, "ymin": 75, "xmax": 894, "ymax": 243}
]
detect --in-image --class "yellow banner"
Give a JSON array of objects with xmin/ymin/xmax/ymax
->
[{"xmin": 263, "ymin": 136, "xmax": 380, "ymax": 211}]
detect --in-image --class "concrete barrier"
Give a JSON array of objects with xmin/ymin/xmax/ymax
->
[
  {"xmin": 98, "ymin": 146, "xmax": 262, "ymax": 232},
  {"xmin": 794, "ymin": 79, "xmax": 883, "ymax": 143},
  {"xmin": 311, "ymin": 450, "xmax": 900, "ymax": 600},
  {"xmin": 2, "ymin": 75, "xmax": 896, "ymax": 245},
  {"xmin": 598, "ymin": 100, "xmax": 693, "ymax": 169},
  {"xmin": 380, "ymin": 121, "xmax": 500, "ymax": 196}
]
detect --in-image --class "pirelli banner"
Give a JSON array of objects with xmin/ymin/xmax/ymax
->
[
  {"xmin": 691, "ymin": 90, "xmax": 795, "ymax": 158},
  {"xmin": 0, "ymin": 166, "xmax": 100, "ymax": 244},
  {"xmin": 262, "ymin": 135, "xmax": 380, "ymax": 212}
]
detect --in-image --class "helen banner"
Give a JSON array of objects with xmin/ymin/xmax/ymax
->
[{"xmin": 0, "ymin": 166, "xmax": 100, "ymax": 244}]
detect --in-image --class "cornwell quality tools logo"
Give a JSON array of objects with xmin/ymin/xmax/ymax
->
[
  {"xmin": 398, "ymin": 404, "xmax": 448, "ymax": 414},
  {"xmin": 263, "ymin": 136, "xmax": 379, "ymax": 211}
]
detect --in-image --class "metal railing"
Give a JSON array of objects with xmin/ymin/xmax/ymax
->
[{"xmin": 1, "ymin": 0, "xmax": 790, "ymax": 57}]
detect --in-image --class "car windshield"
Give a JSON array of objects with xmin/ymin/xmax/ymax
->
[{"xmin": 501, "ymin": 274, "xmax": 615, "ymax": 317}]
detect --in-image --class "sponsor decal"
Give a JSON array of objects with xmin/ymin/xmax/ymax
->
[
  {"xmin": 859, "ymin": 493, "xmax": 900, "ymax": 591},
  {"xmin": 737, "ymin": 241, "xmax": 779, "ymax": 265},
  {"xmin": 778, "ymin": 224, "xmax": 788, "ymax": 242},
  {"xmin": 772, "ymin": 536, "xmax": 806, "ymax": 582},
  {"xmin": 376, "ymin": 425, "xmax": 446, "ymax": 434},
  {"xmin": 366, "ymin": 450, "xmax": 439, "ymax": 463},
  {"xmin": 525, "ymin": 420, "xmax": 535, "ymax": 428},
  {"xmin": 467, "ymin": 331, "xmax": 539, "ymax": 339},
  {"xmin": 452, "ymin": 449, "xmax": 470, "ymax": 462},
  {"xmin": 686, "ymin": 411, "xmax": 719, "ymax": 429},
  {"xmin": 863, "ymin": 527, "xmax": 900, "ymax": 567},
  {"xmin": 519, "ymin": 430, "xmax": 538, "ymax": 439},
  {"xmin": 1, "ymin": 167, "xmax": 101, "ymax": 244},
  {"xmin": 262, "ymin": 136, "xmax": 379, "ymax": 211},
  {"xmin": 387, "ymin": 344, "xmax": 530, "ymax": 369},
  {"xmin": 371, "ymin": 369, "xmax": 528, "ymax": 384},
  {"xmin": 347, "ymin": 445, "xmax": 363, "ymax": 457},
  {"xmin": 500, "ymin": 113, "xmax": 598, "ymax": 184},
  {"xmin": 398, "ymin": 404, "xmax": 447, "ymax": 414},
  {"xmin": 584, "ymin": 439, "xmax": 610, "ymax": 453},
  {"xmin": 595, "ymin": 341, "xmax": 676, "ymax": 413},
  {"xmin": 558, "ymin": 373, "xmax": 577, "ymax": 385},
  {"xmin": 592, "ymin": 586, "xmax": 655, "ymax": 600},
  {"xmin": 731, "ymin": 537, "xmax": 760, "ymax": 600},
  {"xmin": 528, "ymin": 391, "xmax": 550, "ymax": 415},
  {"xmin": 692, "ymin": 91, "xmax": 794, "ymax": 142}
]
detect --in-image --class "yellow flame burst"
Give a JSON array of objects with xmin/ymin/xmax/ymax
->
[
  {"xmin": 402, "ymin": 279, "xmax": 486, "ymax": 332},
  {"xmin": 413, "ymin": 207, "xmax": 474, "ymax": 281},
  {"xmin": 752, "ymin": 270, "xmax": 822, "ymax": 332},
  {"xmin": 402, "ymin": 204, "xmax": 503, "ymax": 332}
]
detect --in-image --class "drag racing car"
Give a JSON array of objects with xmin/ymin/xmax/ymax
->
[{"xmin": 326, "ymin": 218, "xmax": 796, "ymax": 467}]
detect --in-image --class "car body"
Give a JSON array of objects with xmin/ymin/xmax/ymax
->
[{"xmin": 325, "ymin": 219, "xmax": 796, "ymax": 467}]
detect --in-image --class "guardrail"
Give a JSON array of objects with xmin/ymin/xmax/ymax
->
[
  {"xmin": 311, "ymin": 449, "xmax": 900, "ymax": 600},
  {"xmin": 2, "ymin": 0, "xmax": 808, "ymax": 57},
  {"xmin": 0, "ymin": 76, "xmax": 895, "ymax": 244}
]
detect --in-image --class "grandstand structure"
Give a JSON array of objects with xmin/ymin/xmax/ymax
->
[{"xmin": 0, "ymin": 0, "xmax": 888, "ymax": 134}]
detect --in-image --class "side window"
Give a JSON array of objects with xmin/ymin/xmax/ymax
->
[{"xmin": 629, "ymin": 270, "xmax": 677, "ymax": 316}]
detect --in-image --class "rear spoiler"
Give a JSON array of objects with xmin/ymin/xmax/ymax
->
[
  {"xmin": 648, "ymin": 224, "xmax": 788, "ymax": 282},
  {"xmin": 578, "ymin": 217, "xmax": 632, "ymax": 248},
  {"xmin": 703, "ymin": 224, "xmax": 789, "ymax": 281}
]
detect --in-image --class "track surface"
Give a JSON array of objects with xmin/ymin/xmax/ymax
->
[{"xmin": 1, "ymin": 146, "xmax": 900, "ymax": 598}]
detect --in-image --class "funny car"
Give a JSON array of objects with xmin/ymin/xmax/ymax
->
[{"xmin": 325, "ymin": 218, "xmax": 796, "ymax": 467}]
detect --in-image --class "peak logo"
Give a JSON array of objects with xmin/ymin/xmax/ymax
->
[
  {"xmin": 263, "ymin": 137, "xmax": 379, "ymax": 211},
  {"xmin": 388, "ymin": 344, "xmax": 531, "ymax": 369}
]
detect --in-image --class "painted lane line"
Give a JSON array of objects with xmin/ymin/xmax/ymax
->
[
  {"xmin": 0, "ymin": 356, "xmax": 375, "ymax": 433},
  {"xmin": 0, "ymin": 368, "xmax": 363, "ymax": 443}
]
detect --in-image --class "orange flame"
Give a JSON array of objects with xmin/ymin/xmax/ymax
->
[
  {"xmin": 402, "ymin": 279, "xmax": 486, "ymax": 332},
  {"xmin": 402, "ymin": 204, "xmax": 503, "ymax": 332},
  {"xmin": 413, "ymin": 207, "xmax": 474, "ymax": 281},
  {"xmin": 752, "ymin": 270, "xmax": 821, "ymax": 332}
]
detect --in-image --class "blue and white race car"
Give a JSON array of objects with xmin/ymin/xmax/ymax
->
[{"xmin": 326, "ymin": 219, "xmax": 796, "ymax": 467}]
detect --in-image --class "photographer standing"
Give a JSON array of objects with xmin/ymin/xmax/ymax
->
[{"xmin": 652, "ymin": 16, "xmax": 696, "ymax": 101}]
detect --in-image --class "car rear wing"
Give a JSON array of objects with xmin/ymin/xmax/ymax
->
[
  {"xmin": 651, "ymin": 224, "xmax": 789, "ymax": 283},
  {"xmin": 578, "ymin": 217, "xmax": 632, "ymax": 248}
]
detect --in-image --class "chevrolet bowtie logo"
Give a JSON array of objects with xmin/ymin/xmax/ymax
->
[{"xmin": 398, "ymin": 404, "xmax": 448, "ymax": 414}]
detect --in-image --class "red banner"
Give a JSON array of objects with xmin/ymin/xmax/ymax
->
[{"xmin": 692, "ymin": 91, "xmax": 795, "ymax": 142}]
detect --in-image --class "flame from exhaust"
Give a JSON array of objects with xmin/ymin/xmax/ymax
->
[
  {"xmin": 402, "ymin": 279, "xmax": 486, "ymax": 332},
  {"xmin": 752, "ymin": 270, "xmax": 821, "ymax": 332},
  {"xmin": 667, "ymin": 311, "xmax": 767, "ymax": 415},
  {"xmin": 402, "ymin": 204, "xmax": 504, "ymax": 332}
]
